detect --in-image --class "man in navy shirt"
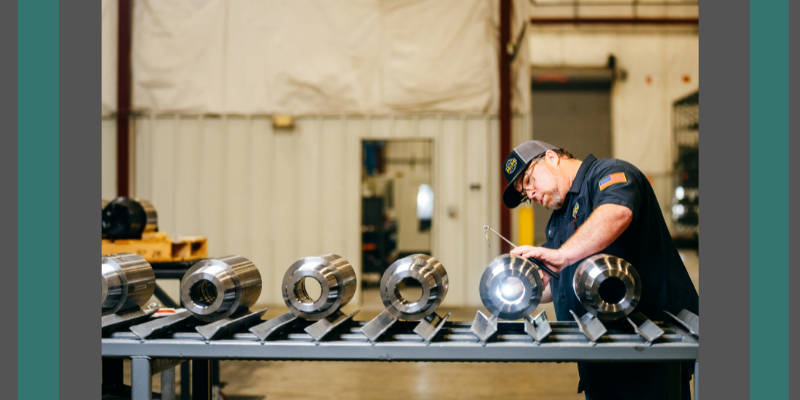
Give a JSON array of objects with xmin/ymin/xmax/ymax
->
[{"xmin": 502, "ymin": 140, "xmax": 699, "ymax": 400}]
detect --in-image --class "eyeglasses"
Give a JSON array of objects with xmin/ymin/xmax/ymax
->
[{"xmin": 516, "ymin": 155, "xmax": 544, "ymax": 204}]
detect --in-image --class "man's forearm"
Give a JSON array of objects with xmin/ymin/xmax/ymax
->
[{"xmin": 559, "ymin": 204, "xmax": 632, "ymax": 267}]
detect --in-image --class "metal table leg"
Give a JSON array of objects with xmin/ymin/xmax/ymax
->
[
  {"xmin": 161, "ymin": 367, "xmax": 176, "ymax": 400},
  {"xmin": 665, "ymin": 362, "xmax": 682, "ymax": 400},
  {"xmin": 131, "ymin": 357, "xmax": 152, "ymax": 400},
  {"xmin": 191, "ymin": 359, "xmax": 211, "ymax": 400},
  {"xmin": 180, "ymin": 362, "xmax": 191, "ymax": 400},
  {"xmin": 694, "ymin": 359, "xmax": 699, "ymax": 400}
]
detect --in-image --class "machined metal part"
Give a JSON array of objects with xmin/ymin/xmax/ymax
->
[
  {"xmin": 664, "ymin": 309, "xmax": 699, "ymax": 337},
  {"xmin": 469, "ymin": 310, "xmax": 499, "ymax": 345},
  {"xmin": 181, "ymin": 256, "xmax": 262, "ymax": 322},
  {"xmin": 626, "ymin": 312, "xmax": 665, "ymax": 345},
  {"xmin": 283, "ymin": 254, "xmax": 357, "ymax": 320},
  {"xmin": 249, "ymin": 311, "xmax": 301, "ymax": 341},
  {"xmin": 102, "ymin": 197, "xmax": 158, "ymax": 239},
  {"xmin": 130, "ymin": 310, "xmax": 198, "ymax": 341},
  {"xmin": 196, "ymin": 308, "xmax": 268, "ymax": 341},
  {"xmin": 102, "ymin": 303, "xmax": 159, "ymax": 333},
  {"xmin": 360, "ymin": 310, "xmax": 400, "ymax": 343},
  {"xmin": 413, "ymin": 311, "xmax": 451, "ymax": 344},
  {"xmin": 570, "ymin": 310, "xmax": 607, "ymax": 345},
  {"xmin": 380, "ymin": 254, "xmax": 449, "ymax": 321},
  {"xmin": 573, "ymin": 254, "xmax": 642, "ymax": 321},
  {"xmin": 523, "ymin": 310, "xmax": 552, "ymax": 344},
  {"xmin": 102, "ymin": 253, "xmax": 157, "ymax": 316},
  {"xmin": 304, "ymin": 309, "xmax": 360, "ymax": 343},
  {"xmin": 479, "ymin": 254, "xmax": 543, "ymax": 320}
]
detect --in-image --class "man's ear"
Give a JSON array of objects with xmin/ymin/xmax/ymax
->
[{"xmin": 545, "ymin": 150, "xmax": 559, "ymax": 165}]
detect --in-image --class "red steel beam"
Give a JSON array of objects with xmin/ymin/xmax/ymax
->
[
  {"xmin": 116, "ymin": 0, "xmax": 132, "ymax": 197},
  {"xmin": 499, "ymin": 0, "xmax": 512, "ymax": 254}
]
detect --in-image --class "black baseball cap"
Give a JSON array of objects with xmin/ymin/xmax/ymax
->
[{"xmin": 502, "ymin": 140, "xmax": 558, "ymax": 209}]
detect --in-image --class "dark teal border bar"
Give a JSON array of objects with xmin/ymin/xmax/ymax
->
[
  {"xmin": 18, "ymin": 0, "xmax": 59, "ymax": 398},
  {"xmin": 751, "ymin": 0, "xmax": 789, "ymax": 398}
]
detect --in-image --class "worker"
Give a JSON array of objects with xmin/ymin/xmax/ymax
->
[{"xmin": 502, "ymin": 140, "xmax": 699, "ymax": 400}]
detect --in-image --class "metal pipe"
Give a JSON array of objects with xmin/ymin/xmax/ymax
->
[
  {"xmin": 499, "ymin": 0, "xmax": 512, "ymax": 254},
  {"xmin": 102, "ymin": 197, "xmax": 158, "ymax": 239},
  {"xmin": 572, "ymin": 254, "xmax": 641, "ymax": 321},
  {"xmin": 479, "ymin": 255, "xmax": 543, "ymax": 320},
  {"xmin": 116, "ymin": 0, "xmax": 132, "ymax": 197},
  {"xmin": 282, "ymin": 254, "xmax": 356, "ymax": 320},
  {"xmin": 380, "ymin": 254, "xmax": 449, "ymax": 321},
  {"xmin": 102, "ymin": 253, "xmax": 156, "ymax": 316},
  {"xmin": 181, "ymin": 256, "xmax": 262, "ymax": 322},
  {"xmin": 530, "ymin": 17, "xmax": 699, "ymax": 25}
]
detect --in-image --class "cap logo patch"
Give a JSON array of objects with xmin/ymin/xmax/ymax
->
[
  {"xmin": 599, "ymin": 172, "xmax": 627, "ymax": 190},
  {"xmin": 505, "ymin": 158, "xmax": 517, "ymax": 174}
]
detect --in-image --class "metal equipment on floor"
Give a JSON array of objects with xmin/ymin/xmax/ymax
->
[
  {"xmin": 282, "ymin": 254, "xmax": 356, "ymax": 320},
  {"xmin": 102, "ymin": 308, "xmax": 700, "ymax": 400},
  {"xmin": 181, "ymin": 255, "xmax": 262, "ymax": 322},
  {"xmin": 479, "ymin": 254, "xmax": 543, "ymax": 320},
  {"xmin": 102, "ymin": 253, "xmax": 156, "ymax": 316},
  {"xmin": 102, "ymin": 197, "xmax": 158, "ymax": 240},
  {"xmin": 573, "ymin": 254, "xmax": 641, "ymax": 321}
]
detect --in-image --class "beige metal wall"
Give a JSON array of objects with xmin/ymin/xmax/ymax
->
[
  {"xmin": 124, "ymin": 114, "xmax": 531, "ymax": 307},
  {"xmin": 101, "ymin": 117, "xmax": 117, "ymax": 200}
]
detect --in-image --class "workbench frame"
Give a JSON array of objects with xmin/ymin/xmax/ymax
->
[{"xmin": 102, "ymin": 319, "xmax": 699, "ymax": 400}]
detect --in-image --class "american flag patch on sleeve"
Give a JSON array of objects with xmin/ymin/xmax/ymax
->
[{"xmin": 599, "ymin": 172, "xmax": 627, "ymax": 190}]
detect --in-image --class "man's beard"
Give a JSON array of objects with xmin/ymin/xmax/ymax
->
[{"xmin": 541, "ymin": 188, "xmax": 564, "ymax": 211}]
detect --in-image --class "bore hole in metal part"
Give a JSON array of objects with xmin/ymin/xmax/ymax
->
[
  {"xmin": 395, "ymin": 277, "xmax": 423, "ymax": 303},
  {"xmin": 598, "ymin": 277, "xmax": 626, "ymax": 304},
  {"xmin": 295, "ymin": 277, "xmax": 322, "ymax": 304},
  {"xmin": 497, "ymin": 276, "xmax": 525, "ymax": 303},
  {"xmin": 189, "ymin": 280, "xmax": 218, "ymax": 307}
]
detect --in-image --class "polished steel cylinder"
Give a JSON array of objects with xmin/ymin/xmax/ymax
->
[
  {"xmin": 479, "ymin": 254, "xmax": 543, "ymax": 320},
  {"xmin": 181, "ymin": 255, "xmax": 262, "ymax": 322},
  {"xmin": 282, "ymin": 254, "xmax": 357, "ymax": 320},
  {"xmin": 573, "ymin": 254, "xmax": 642, "ymax": 321},
  {"xmin": 380, "ymin": 254, "xmax": 448, "ymax": 321},
  {"xmin": 101, "ymin": 253, "xmax": 156, "ymax": 316}
]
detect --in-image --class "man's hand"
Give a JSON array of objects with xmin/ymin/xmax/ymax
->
[{"xmin": 509, "ymin": 246, "xmax": 571, "ymax": 286}]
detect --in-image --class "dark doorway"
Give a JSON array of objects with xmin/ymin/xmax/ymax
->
[{"xmin": 530, "ymin": 70, "xmax": 612, "ymax": 245}]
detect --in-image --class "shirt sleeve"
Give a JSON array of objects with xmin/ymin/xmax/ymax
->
[{"xmin": 589, "ymin": 160, "xmax": 643, "ymax": 220}]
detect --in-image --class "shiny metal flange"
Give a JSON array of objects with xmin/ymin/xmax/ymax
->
[
  {"xmin": 380, "ymin": 254, "xmax": 448, "ymax": 321},
  {"xmin": 479, "ymin": 254, "xmax": 543, "ymax": 320},
  {"xmin": 573, "ymin": 254, "xmax": 642, "ymax": 321},
  {"xmin": 102, "ymin": 253, "xmax": 156, "ymax": 316},
  {"xmin": 181, "ymin": 255, "xmax": 262, "ymax": 322},
  {"xmin": 282, "ymin": 254, "xmax": 356, "ymax": 320}
]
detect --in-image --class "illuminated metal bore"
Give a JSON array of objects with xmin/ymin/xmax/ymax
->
[
  {"xmin": 479, "ymin": 254, "xmax": 543, "ymax": 320},
  {"xmin": 380, "ymin": 254, "xmax": 448, "ymax": 321},
  {"xmin": 181, "ymin": 255, "xmax": 262, "ymax": 322},
  {"xmin": 282, "ymin": 254, "xmax": 357, "ymax": 320},
  {"xmin": 102, "ymin": 253, "xmax": 156, "ymax": 316},
  {"xmin": 573, "ymin": 254, "xmax": 642, "ymax": 321}
]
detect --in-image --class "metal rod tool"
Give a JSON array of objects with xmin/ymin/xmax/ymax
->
[{"xmin": 482, "ymin": 225, "xmax": 560, "ymax": 280}]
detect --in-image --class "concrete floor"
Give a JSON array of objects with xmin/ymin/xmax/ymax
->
[{"xmin": 134, "ymin": 250, "xmax": 699, "ymax": 400}]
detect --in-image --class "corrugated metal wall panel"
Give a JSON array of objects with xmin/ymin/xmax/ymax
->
[{"xmin": 117, "ymin": 114, "xmax": 525, "ymax": 306}]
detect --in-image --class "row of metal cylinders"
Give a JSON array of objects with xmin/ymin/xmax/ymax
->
[{"xmin": 102, "ymin": 251, "xmax": 641, "ymax": 324}]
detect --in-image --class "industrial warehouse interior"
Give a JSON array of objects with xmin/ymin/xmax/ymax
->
[{"xmin": 100, "ymin": 1, "xmax": 701, "ymax": 399}]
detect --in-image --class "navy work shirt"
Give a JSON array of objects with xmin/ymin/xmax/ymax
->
[{"xmin": 542, "ymin": 154, "xmax": 699, "ymax": 394}]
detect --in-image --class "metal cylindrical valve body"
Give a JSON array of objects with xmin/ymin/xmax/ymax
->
[
  {"xmin": 479, "ymin": 254, "xmax": 543, "ymax": 320},
  {"xmin": 282, "ymin": 254, "xmax": 357, "ymax": 320},
  {"xmin": 102, "ymin": 197, "xmax": 158, "ymax": 239},
  {"xmin": 380, "ymin": 254, "xmax": 448, "ymax": 321},
  {"xmin": 573, "ymin": 254, "xmax": 642, "ymax": 321},
  {"xmin": 102, "ymin": 253, "xmax": 156, "ymax": 316},
  {"xmin": 181, "ymin": 255, "xmax": 262, "ymax": 322}
]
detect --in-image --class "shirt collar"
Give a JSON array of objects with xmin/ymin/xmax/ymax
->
[{"xmin": 568, "ymin": 154, "xmax": 597, "ymax": 195}]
